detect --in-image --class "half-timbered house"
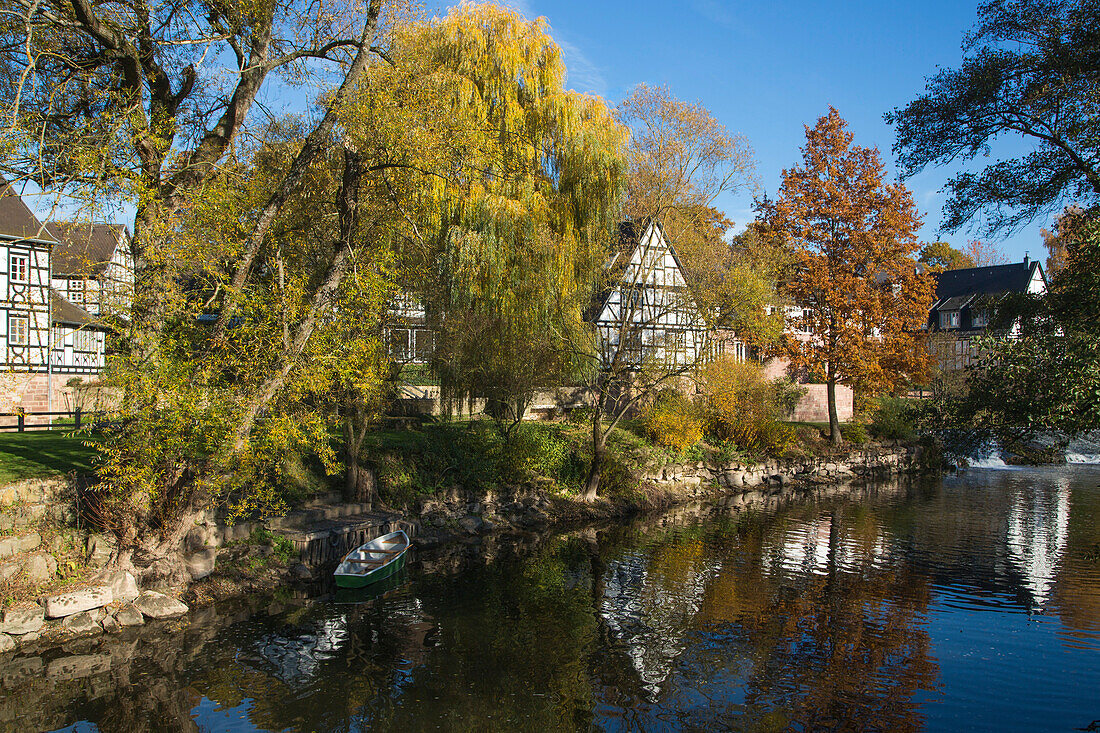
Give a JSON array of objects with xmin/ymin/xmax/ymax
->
[
  {"xmin": 586, "ymin": 220, "xmax": 708, "ymax": 370},
  {"xmin": 927, "ymin": 256, "xmax": 1046, "ymax": 372},
  {"xmin": 50, "ymin": 221, "xmax": 133, "ymax": 318},
  {"xmin": 0, "ymin": 178, "xmax": 113, "ymax": 420},
  {"xmin": 1, "ymin": 179, "xmax": 53, "ymax": 386}
]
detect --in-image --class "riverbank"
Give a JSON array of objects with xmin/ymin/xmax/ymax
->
[
  {"xmin": 0, "ymin": 440, "xmax": 923, "ymax": 653},
  {"xmin": 2, "ymin": 463, "xmax": 1098, "ymax": 731}
]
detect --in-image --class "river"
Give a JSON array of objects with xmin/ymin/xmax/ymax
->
[{"xmin": 3, "ymin": 465, "xmax": 1099, "ymax": 732}]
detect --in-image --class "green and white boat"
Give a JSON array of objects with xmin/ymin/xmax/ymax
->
[{"xmin": 334, "ymin": 530, "xmax": 410, "ymax": 589}]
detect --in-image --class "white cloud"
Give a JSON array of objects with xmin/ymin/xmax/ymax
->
[
  {"xmin": 558, "ymin": 39, "xmax": 607, "ymax": 96},
  {"xmin": 689, "ymin": 0, "xmax": 735, "ymax": 27}
]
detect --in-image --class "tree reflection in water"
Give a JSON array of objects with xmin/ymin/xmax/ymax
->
[{"xmin": 1, "ymin": 468, "xmax": 1099, "ymax": 732}]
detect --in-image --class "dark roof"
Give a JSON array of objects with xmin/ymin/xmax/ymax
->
[
  {"xmin": 49, "ymin": 289, "xmax": 106, "ymax": 329},
  {"xmin": 585, "ymin": 221, "xmax": 646, "ymax": 321},
  {"xmin": 932, "ymin": 260, "xmax": 1044, "ymax": 304},
  {"xmin": 50, "ymin": 221, "xmax": 127, "ymax": 276},
  {"xmin": 0, "ymin": 175, "xmax": 56, "ymax": 244}
]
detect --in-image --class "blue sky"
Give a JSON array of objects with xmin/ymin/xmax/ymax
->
[
  {"xmin": 492, "ymin": 0, "xmax": 1045, "ymax": 263},
  {"xmin": 21, "ymin": 0, "xmax": 1050, "ymax": 263}
]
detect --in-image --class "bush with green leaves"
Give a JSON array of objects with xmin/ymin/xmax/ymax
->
[
  {"xmin": 868, "ymin": 397, "xmax": 917, "ymax": 441},
  {"xmin": 840, "ymin": 423, "xmax": 868, "ymax": 445}
]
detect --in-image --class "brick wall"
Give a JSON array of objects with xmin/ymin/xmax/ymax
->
[
  {"xmin": 0, "ymin": 374, "xmax": 117, "ymax": 427},
  {"xmin": 791, "ymin": 383, "xmax": 853, "ymax": 423}
]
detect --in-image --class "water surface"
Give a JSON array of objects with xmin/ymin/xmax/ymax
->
[{"xmin": 4, "ymin": 466, "xmax": 1100, "ymax": 732}]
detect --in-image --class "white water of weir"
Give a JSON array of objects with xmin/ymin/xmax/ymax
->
[{"xmin": 966, "ymin": 434, "xmax": 1100, "ymax": 467}]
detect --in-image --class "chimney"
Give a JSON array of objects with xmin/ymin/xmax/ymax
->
[{"xmin": 1023, "ymin": 252, "xmax": 1030, "ymax": 267}]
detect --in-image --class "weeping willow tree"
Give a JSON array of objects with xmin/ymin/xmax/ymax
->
[{"xmin": 341, "ymin": 3, "xmax": 626, "ymax": 435}]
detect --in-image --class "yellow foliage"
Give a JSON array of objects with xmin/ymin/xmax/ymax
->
[
  {"xmin": 700, "ymin": 358, "xmax": 797, "ymax": 455},
  {"xmin": 643, "ymin": 391, "xmax": 705, "ymax": 451}
]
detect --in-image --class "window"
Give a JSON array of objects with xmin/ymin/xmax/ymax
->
[
  {"xmin": 68, "ymin": 279, "xmax": 86, "ymax": 305},
  {"xmin": 388, "ymin": 328, "xmax": 411, "ymax": 361},
  {"xmin": 413, "ymin": 329, "xmax": 434, "ymax": 361},
  {"xmin": 971, "ymin": 310, "xmax": 989, "ymax": 328},
  {"xmin": 9, "ymin": 253, "xmax": 28, "ymax": 283},
  {"xmin": 52, "ymin": 326, "xmax": 65, "ymax": 349},
  {"xmin": 74, "ymin": 329, "xmax": 96, "ymax": 352},
  {"xmin": 939, "ymin": 310, "xmax": 960, "ymax": 329},
  {"xmin": 8, "ymin": 315, "xmax": 28, "ymax": 345}
]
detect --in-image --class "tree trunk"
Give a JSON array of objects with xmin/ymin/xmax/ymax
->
[
  {"xmin": 582, "ymin": 406, "xmax": 605, "ymax": 502},
  {"xmin": 826, "ymin": 364, "xmax": 842, "ymax": 446},
  {"xmin": 344, "ymin": 401, "xmax": 375, "ymax": 506}
]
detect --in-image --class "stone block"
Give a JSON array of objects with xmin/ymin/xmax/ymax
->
[
  {"xmin": 22, "ymin": 553, "xmax": 55, "ymax": 584},
  {"xmin": 43, "ymin": 586, "xmax": 114, "ymax": 619},
  {"xmin": 86, "ymin": 534, "xmax": 114, "ymax": 567},
  {"xmin": 133, "ymin": 591, "xmax": 188, "ymax": 619},
  {"xmin": 185, "ymin": 550, "xmax": 216, "ymax": 581},
  {"xmin": 0, "ymin": 539, "xmax": 16, "ymax": 559},
  {"xmin": 101, "ymin": 615, "xmax": 120, "ymax": 634},
  {"xmin": 106, "ymin": 571, "xmax": 139, "ymax": 603},
  {"xmin": 0, "ymin": 607, "xmax": 43, "ymax": 635},
  {"xmin": 114, "ymin": 604, "xmax": 144, "ymax": 628},
  {"xmin": 458, "ymin": 515, "xmax": 483, "ymax": 535},
  {"xmin": 16, "ymin": 533, "xmax": 40, "ymax": 553},
  {"xmin": 0, "ymin": 564, "xmax": 19, "ymax": 583},
  {"xmin": 0, "ymin": 635, "xmax": 12, "ymax": 654},
  {"xmin": 60, "ymin": 611, "xmax": 103, "ymax": 637}
]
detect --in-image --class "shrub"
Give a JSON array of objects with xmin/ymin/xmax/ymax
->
[
  {"xmin": 700, "ymin": 358, "xmax": 798, "ymax": 456},
  {"xmin": 643, "ymin": 391, "xmax": 705, "ymax": 451},
  {"xmin": 840, "ymin": 423, "xmax": 868, "ymax": 445},
  {"xmin": 758, "ymin": 421, "xmax": 796, "ymax": 454},
  {"xmin": 868, "ymin": 397, "xmax": 917, "ymax": 441},
  {"xmin": 499, "ymin": 424, "xmax": 583, "ymax": 487}
]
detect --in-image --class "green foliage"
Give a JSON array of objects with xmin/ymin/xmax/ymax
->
[
  {"xmin": 368, "ymin": 420, "xmax": 654, "ymax": 504},
  {"xmin": 643, "ymin": 391, "xmax": 705, "ymax": 451},
  {"xmin": 928, "ymin": 208, "xmax": 1100, "ymax": 449},
  {"xmin": 358, "ymin": 4, "xmax": 626, "ymax": 433},
  {"xmin": 839, "ymin": 423, "xmax": 868, "ymax": 445},
  {"xmin": 918, "ymin": 242, "xmax": 975, "ymax": 271},
  {"xmin": 868, "ymin": 397, "xmax": 918, "ymax": 441},
  {"xmin": 888, "ymin": 0, "xmax": 1100, "ymax": 234},
  {"xmin": 245, "ymin": 526, "xmax": 297, "ymax": 563}
]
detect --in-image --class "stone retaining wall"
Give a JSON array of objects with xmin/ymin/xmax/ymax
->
[{"xmin": 643, "ymin": 443, "xmax": 921, "ymax": 491}]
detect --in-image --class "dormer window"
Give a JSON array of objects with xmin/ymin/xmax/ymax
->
[
  {"xmin": 971, "ymin": 310, "xmax": 989, "ymax": 328},
  {"xmin": 940, "ymin": 310, "xmax": 960, "ymax": 329}
]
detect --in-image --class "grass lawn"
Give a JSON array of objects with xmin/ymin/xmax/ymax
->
[{"xmin": 0, "ymin": 431, "xmax": 99, "ymax": 485}]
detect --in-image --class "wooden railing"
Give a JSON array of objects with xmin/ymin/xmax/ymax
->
[{"xmin": 0, "ymin": 408, "xmax": 102, "ymax": 432}]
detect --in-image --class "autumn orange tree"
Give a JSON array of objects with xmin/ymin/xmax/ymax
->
[
  {"xmin": 963, "ymin": 239, "xmax": 1006, "ymax": 267},
  {"xmin": 761, "ymin": 108, "xmax": 933, "ymax": 444}
]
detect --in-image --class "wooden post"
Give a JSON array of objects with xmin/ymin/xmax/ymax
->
[
  {"xmin": 74, "ymin": 407, "xmax": 82, "ymax": 431},
  {"xmin": 16, "ymin": 408, "xmax": 24, "ymax": 433}
]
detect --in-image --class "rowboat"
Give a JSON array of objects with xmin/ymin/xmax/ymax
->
[{"xmin": 334, "ymin": 530, "xmax": 410, "ymax": 589}]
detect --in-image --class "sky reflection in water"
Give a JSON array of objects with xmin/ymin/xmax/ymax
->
[{"xmin": 6, "ymin": 466, "xmax": 1100, "ymax": 732}]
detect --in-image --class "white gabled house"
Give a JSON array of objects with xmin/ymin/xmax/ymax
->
[
  {"xmin": 586, "ymin": 220, "xmax": 708, "ymax": 370},
  {"xmin": 0, "ymin": 177, "xmax": 126, "ymax": 420},
  {"xmin": 927, "ymin": 256, "xmax": 1047, "ymax": 372},
  {"xmin": 0, "ymin": 181, "xmax": 54, "ymax": 380},
  {"xmin": 49, "ymin": 222, "xmax": 133, "ymax": 319}
]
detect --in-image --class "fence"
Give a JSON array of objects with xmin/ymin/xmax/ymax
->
[{"xmin": 0, "ymin": 408, "xmax": 101, "ymax": 432}]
